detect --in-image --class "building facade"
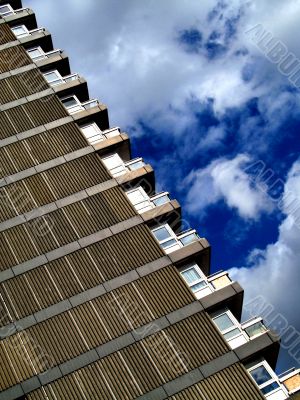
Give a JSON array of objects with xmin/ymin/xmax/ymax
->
[{"xmin": 0, "ymin": 1, "xmax": 299, "ymax": 399}]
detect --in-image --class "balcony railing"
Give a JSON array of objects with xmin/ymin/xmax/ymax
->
[
  {"xmin": 47, "ymin": 73, "xmax": 79, "ymax": 87},
  {"xmin": 63, "ymin": 98, "xmax": 100, "ymax": 115},
  {"xmin": 0, "ymin": 6, "xmax": 30, "ymax": 17},
  {"xmin": 152, "ymin": 224, "xmax": 201, "ymax": 254},
  {"xmin": 28, "ymin": 48, "xmax": 63, "ymax": 61},
  {"xmin": 247, "ymin": 361, "xmax": 300, "ymax": 400},
  {"xmin": 127, "ymin": 190, "xmax": 171, "ymax": 214},
  {"xmin": 12, "ymin": 26, "xmax": 45, "ymax": 38},
  {"xmin": 102, "ymin": 156, "xmax": 146, "ymax": 177},
  {"xmin": 279, "ymin": 368, "xmax": 300, "ymax": 396}
]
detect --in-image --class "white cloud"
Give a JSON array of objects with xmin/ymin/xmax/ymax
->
[
  {"xmin": 184, "ymin": 154, "xmax": 274, "ymax": 218},
  {"xmin": 23, "ymin": 0, "xmax": 300, "ymax": 140},
  {"xmin": 229, "ymin": 160, "xmax": 300, "ymax": 367}
]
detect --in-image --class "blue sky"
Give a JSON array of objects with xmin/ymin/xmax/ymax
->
[{"xmin": 24, "ymin": 0, "xmax": 300, "ymax": 372}]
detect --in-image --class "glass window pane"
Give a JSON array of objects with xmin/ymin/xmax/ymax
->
[
  {"xmin": 161, "ymin": 239, "xmax": 177, "ymax": 248},
  {"xmin": 190, "ymin": 281, "xmax": 207, "ymax": 292},
  {"xmin": 0, "ymin": 6, "xmax": 11, "ymax": 14},
  {"xmin": 250, "ymin": 366, "xmax": 273, "ymax": 385},
  {"xmin": 153, "ymin": 227, "xmax": 171, "ymax": 242},
  {"xmin": 62, "ymin": 97, "xmax": 78, "ymax": 108},
  {"xmin": 81, "ymin": 124, "xmax": 100, "ymax": 138},
  {"xmin": 12, "ymin": 26, "xmax": 27, "ymax": 37},
  {"xmin": 224, "ymin": 328, "xmax": 241, "ymax": 340},
  {"xmin": 261, "ymin": 382, "xmax": 280, "ymax": 394},
  {"xmin": 128, "ymin": 161, "xmax": 144, "ymax": 171},
  {"xmin": 180, "ymin": 233, "xmax": 198, "ymax": 246},
  {"xmin": 44, "ymin": 71, "xmax": 61, "ymax": 82},
  {"xmin": 181, "ymin": 268, "xmax": 202, "ymax": 285},
  {"xmin": 102, "ymin": 154, "xmax": 123, "ymax": 170},
  {"xmin": 127, "ymin": 189, "xmax": 148, "ymax": 205},
  {"xmin": 153, "ymin": 195, "xmax": 169, "ymax": 206},
  {"xmin": 245, "ymin": 322, "xmax": 266, "ymax": 338},
  {"xmin": 213, "ymin": 314, "xmax": 235, "ymax": 332},
  {"xmin": 28, "ymin": 48, "xmax": 43, "ymax": 59}
]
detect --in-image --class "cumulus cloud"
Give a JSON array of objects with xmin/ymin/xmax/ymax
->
[
  {"xmin": 24, "ymin": 0, "xmax": 300, "ymax": 139},
  {"xmin": 184, "ymin": 154, "xmax": 274, "ymax": 218},
  {"xmin": 229, "ymin": 159, "xmax": 300, "ymax": 368}
]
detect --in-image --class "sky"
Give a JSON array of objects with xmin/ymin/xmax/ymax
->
[{"xmin": 23, "ymin": 0, "xmax": 300, "ymax": 373}]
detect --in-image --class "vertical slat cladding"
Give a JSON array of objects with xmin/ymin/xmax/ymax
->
[
  {"xmin": 0, "ymin": 96, "xmax": 68, "ymax": 139},
  {"xmin": 0, "ymin": 24, "xmax": 16, "ymax": 45},
  {"xmin": 0, "ymin": 45, "xmax": 32, "ymax": 74},
  {"xmin": 24, "ymin": 96, "xmax": 68, "ymax": 126},
  {"xmin": 0, "ymin": 267, "xmax": 197, "ymax": 390},
  {"xmin": 0, "ymin": 122, "xmax": 88, "ymax": 178},
  {"xmin": 26, "ymin": 312, "xmax": 228, "ymax": 399},
  {"xmin": 0, "ymin": 69, "xmax": 48, "ymax": 105},
  {"xmin": 171, "ymin": 364, "xmax": 265, "ymax": 400},
  {"xmin": 0, "ymin": 187, "xmax": 136, "ymax": 271},
  {"xmin": 0, "ymin": 225, "xmax": 164, "ymax": 325},
  {"xmin": 0, "ymin": 153, "xmax": 111, "ymax": 222}
]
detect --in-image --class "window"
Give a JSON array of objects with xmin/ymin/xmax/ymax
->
[
  {"xmin": 11, "ymin": 25, "xmax": 29, "ymax": 38},
  {"xmin": 152, "ymin": 224, "xmax": 178, "ymax": 250},
  {"xmin": 0, "ymin": 5, "xmax": 13, "ymax": 16},
  {"xmin": 43, "ymin": 70, "xmax": 63, "ymax": 86},
  {"xmin": 248, "ymin": 361, "xmax": 288, "ymax": 398},
  {"xmin": 244, "ymin": 321, "xmax": 267, "ymax": 338},
  {"xmin": 211, "ymin": 308, "xmax": 250, "ymax": 350},
  {"xmin": 27, "ymin": 47, "xmax": 44, "ymax": 60},
  {"xmin": 61, "ymin": 96, "xmax": 83, "ymax": 114},
  {"xmin": 180, "ymin": 263, "xmax": 212, "ymax": 298},
  {"xmin": 80, "ymin": 123, "xmax": 104, "ymax": 145},
  {"xmin": 126, "ymin": 187, "xmax": 152, "ymax": 213}
]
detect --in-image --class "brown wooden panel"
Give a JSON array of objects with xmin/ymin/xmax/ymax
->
[
  {"xmin": 0, "ymin": 24, "xmax": 16, "ymax": 45},
  {"xmin": 0, "ymin": 45, "xmax": 32, "ymax": 74}
]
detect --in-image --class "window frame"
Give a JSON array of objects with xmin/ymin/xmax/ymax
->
[
  {"xmin": 151, "ymin": 224, "xmax": 178, "ymax": 250},
  {"xmin": 27, "ymin": 46, "xmax": 45, "ymax": 60},
  {"xmin": 61, "ymin": 95, "xmax": 83, "ymax": 114},
  {"xmin": 11, "ymin": 24, "xmax": 29, "ymax": 38},
  {"xmin": 43, "ymin": 70, "xmax": 64, "ymax": 86},
  {"xmin": 79, "ymin": 121, "xmax": 105, "ymax": 144},
  {"xmin": 126, "ymin": 187, "xmax": 152, "ymax": 212},
  {"xmin": 247, "ymin": 360, "xmax": 288, "ymax": 397},
  {"xmin": 211, "ymin": 308, "xmax": 245, "ymax": 342},
  {"xmin": 101, "ymin": 153, "xmax": 127, "ymax": 176},
  {"xmin": 0, "ymin": 4, "xmax": 14, "ymax": 16},
  {"xmin": 180, "ymin": 263, "xmax": 212, "ymax": 295}
]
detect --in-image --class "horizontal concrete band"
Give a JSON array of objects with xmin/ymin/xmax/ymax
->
[
  {"xmin": 0, "ymin": 38, "xmax": 20, "ymax": 52},
  {"xmin": 0, "ymin": 303, "xmax": 242, "ymax": 400},
  {"xmin": 0, "ymin": 255, "xmax": 173, "ymax": 339},
  {"xmin": 0, "ymin": 214, "xmax": 145, "ymax": 284},
  {"xmin": 0, "ymin": 28, "xmax": 51, "ymax": 53},
  {"xmin": 0, "ymin": 87, "xmax": 56, "ymax": 112},
  {"xmin": 0, "ymin": 145, "xmax": 95, "ymax": 189},
  {"xmin": 0, "ymin": 63, "xmax": 37, "ymax": 82},
  {"xmin": 0, "ymin": 106, "xmax": 107, "ymax": 149}
]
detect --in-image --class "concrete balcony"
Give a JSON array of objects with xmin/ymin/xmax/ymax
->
[
  {"xmin": 247, "ymin": 361, "xmax": 300, "ymax": 400},
  {"xmin": 0, "ymin": 5, "xmax": 36, "ymax": 30},
  {"xmin": 33, "ymin": 49, "xmax": 71, "ymax": 76},
  {"xmin": 60, "ymin": 95, "xmax": 109, "ymax": 131},
  {"xmin": 46, "ymin": 72, "xmax": 89, "ymax": 102},
  {"xmin": 13, "ymin": 26, "xmax": 53, "ymax": 52},
  {"xmin": 279, "ymin": 369, "xmax": 300, "ymax": 398},
  {"xmin": 126, "ymin": 187, "xmax": 181, "ymax": 229}
]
